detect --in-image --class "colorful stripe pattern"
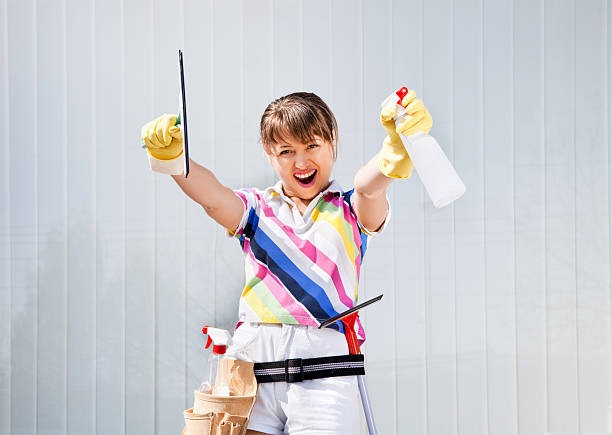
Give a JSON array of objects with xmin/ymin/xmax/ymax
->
[{"xmin": 231, "ymin": 181, "xmax": 383, "ymax": 343}]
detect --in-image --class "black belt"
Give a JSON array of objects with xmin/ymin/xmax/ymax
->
[{"xmin": 253, "ymin": 354, "xmax": 365, "ymax": 383}]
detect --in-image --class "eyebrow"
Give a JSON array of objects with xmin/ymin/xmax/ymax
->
[{"xmin": 278, "ymin": 139, "xmax": 319, "ymax": 148}]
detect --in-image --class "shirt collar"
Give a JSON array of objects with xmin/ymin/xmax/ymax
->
[{"xmin": 266, "ymin": 179, "xmax": 343, "ymax": 201}]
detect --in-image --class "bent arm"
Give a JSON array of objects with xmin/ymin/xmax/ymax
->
[
  {"xmin": 172, "ymin": 159, "xmax": 244, "ymax": 232},
  {"xmin": 353, "ymin": 156, "xmax": 393, "ymax": 233}
]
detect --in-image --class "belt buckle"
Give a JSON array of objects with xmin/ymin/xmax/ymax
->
[{"xmin": 285, "ymin": 358, "xmax": 304, "ymax": 383}]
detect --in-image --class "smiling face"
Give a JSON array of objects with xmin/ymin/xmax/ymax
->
[
  {"xmin": 260, "ymin": 92, "xmax": 339, "ymax": 203},
  {"xmin": 266, "ymin": 135, "xmax": 335, "ymax": 202}
]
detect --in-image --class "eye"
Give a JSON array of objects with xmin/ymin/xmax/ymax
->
[
  {"xmin": 279, "ymin": 149, "xmax": 293, "ymax": 156},
  {"xmin": 307, "ymin": 143, "xmax": 319, "ymax": 150}
]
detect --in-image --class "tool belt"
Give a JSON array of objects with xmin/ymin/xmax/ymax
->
[
  {"xmin": 183, "ymin": 359, "xmax": 257, "ymax": 435},
  {"xmin": 253, "ymin": 354, "xmax": 365, "ymax": 383}
]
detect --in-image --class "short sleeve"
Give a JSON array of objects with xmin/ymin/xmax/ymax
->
[
  {"xmin": 346, "ymin": 189, "xmax": 391, "ymax": 237},
  {"xmin": 227, "ymin": 188, "xmax": 261, "ymax": 241}
]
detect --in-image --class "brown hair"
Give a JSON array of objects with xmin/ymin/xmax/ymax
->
[{"xmin": 260, "ymin": 92, "xmax": 338, "ymax": 159}]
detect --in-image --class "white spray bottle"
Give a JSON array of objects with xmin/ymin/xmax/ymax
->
[
  {"xmin": 199, "ymin": 326, "xmax": 232, "ymax": 396},
  {"xmin": 381, "ymin": 87, "xmax": 466, "ymax": 208}
]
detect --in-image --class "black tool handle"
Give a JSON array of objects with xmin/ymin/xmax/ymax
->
[
  {"xmin": 318, "ymin": 294, "xmax": 383, "ymax": 329},
  {"xmin": 178, "ymin": 50, "xmax": 190, "ymax": 177}
]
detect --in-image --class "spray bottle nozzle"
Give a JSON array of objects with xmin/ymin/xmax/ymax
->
[
  {"xmin": 202, "ymin": 326, "xmax": 214, "ymax": 349},
  {"xmin": 201, "ymin": 325, "xmax": 232, "ymax": 355},
  {"xmin": 395, "ymin": 86, "xmax": 409, "ymax": 106},
  {"xmin": 199, "ymin": 325, "xmax": 233, "ymax": 396}
]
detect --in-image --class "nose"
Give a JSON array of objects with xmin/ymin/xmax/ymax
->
[{"xmin": 294, "ymin": 151, "xmax": 309, "ymax": 168}]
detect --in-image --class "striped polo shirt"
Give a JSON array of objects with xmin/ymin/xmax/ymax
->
[{"xmin": 231, "ymin": 180, "xmax": 387, "ymax": 343}]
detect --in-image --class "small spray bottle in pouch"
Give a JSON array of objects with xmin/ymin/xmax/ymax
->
[
  {"xmin": 381, "ymin": 87, "xmax": 466, "ymax": 208},
  {"xmin": 199, "ymin": 326, "xmax": 232, "ymax": 396}
]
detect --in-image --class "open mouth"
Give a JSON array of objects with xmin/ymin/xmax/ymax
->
[{"xmin": 294, "ymin": 169, "xmax": 317, "ymax": 186}]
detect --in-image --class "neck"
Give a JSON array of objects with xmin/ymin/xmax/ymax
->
[
  {"xmin": 281, "ymin": 187, "xmax": 312, "ymax": 209},
  {"xmin": 279, "ymin": 180, "xmax": 332, "ymax": 212}
]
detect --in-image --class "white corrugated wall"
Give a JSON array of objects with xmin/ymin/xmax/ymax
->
[{"xmin": 1, "ymin": 0, "xmax": 610, "ymax": 434}]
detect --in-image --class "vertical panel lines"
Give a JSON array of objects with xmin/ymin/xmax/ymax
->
[
  {"xmin": 240, "ymin": 0, "xmax": 245, "ymax": 186},
  {"xmin": 179, "ymin": 0, "xmax": 187, "ymax": 411},
  {"xmin": 5, "ymin": 0, "xmax": 12, "ymax": 432},
  {"xmin": 33, "ymin": 0, "xmax": 39, "ymax": 431},
  {"xmin": 572, "ymin": 0, "xmax": 581, "ymax": 430},
  {"xmin": 119, "ymin": 0, "xmax": 126, "ymax": 431},
  {"xmin": 420, "ymin": 0, "xmax": 430, "ymax": 433},
  {"xmin": 90, "ymin": 0, "xmax": 98, "ymax": 431},
  {"xmin": 359, "ymin": 0, "xmax": 364, "ymax": 182},
  {"xmin": 541, "ymin": 0, "xmax": 549, "ymax": 432},
  {"xmin": 181, "ymin": 0, "xmax": 188, "ymax": 409},
  {"xmin": 609, "ymin": 0, "xmax": 612, "ymax": 423},
  {"xmin": 511, "ymin": 0, "xmax": 520, "ymax": 432},
  {"xmin": 268, "ymin": 0, "xmax": 274, "ymax": 179},
  {"xmin": 298, "ymin": 0, "xmax": 303, "ymax": 89},
  {"xmin": 2, "ymin": 0, "xmax": 10, "ymax": 431},
  {"xmin": 389, "ymin": 0, "xmax": 400, "ymax": 430},
  {"xmin": 608, "ymin": 0, "xmax": 612, "ymax": 424},
  {"xmin": 388, "ymin": 1, "xmax": 398, "ymax": 432},
  {"xmin": 210, "ymin": 0, "xmax": 216, "ymax": 324},
  {"xmin": 150, "ymin": 0, "xmax": 157, "ymax": 429},
  {"xmin": 269, "ymin": 0, "xmax": 273, "ymax": 98},
  {"xmin": 388, "ymin": 0, "xmax": 392, "ymax": 98},
  {"xmin": 62, "ymin": 0, "xmax": 69, "ymax": 429},
  {"xmin": 238, "ymin": 0, "xmax": 245, "ymax": 377},
  {"xmin": 480, "ymin": 0, "xmax": 490, "ymax": 431},
  {"xmin": 330, "ymin": 0, "xmax": 336, "ymax": 117},
  {"xmin": 451, "ymin": 0, "xmax": 460, "ymax": 432},
  {"xmin": 359, "ymin": 0, "xmax": 366, "ymax": 348},
  {"xmin": 388, "ymin": 0, "xmax": 394, "ymax": 430}
]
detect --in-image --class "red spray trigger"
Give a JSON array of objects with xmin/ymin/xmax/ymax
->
[
  {"xmin": 202, "ymin": 326, "xmax": 213, "ymax": 349},
  {"xmin": 341, "ymin": 312, "xmax": 361, "ymax": 355},
  {"xmin": 395, "ymin": 87, "xmax": 409, "ymax": 107}
]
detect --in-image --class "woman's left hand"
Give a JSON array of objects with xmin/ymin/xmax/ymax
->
[{"xmin": 395, "ymin": 91, "xmax": 433, "ymax": 137}]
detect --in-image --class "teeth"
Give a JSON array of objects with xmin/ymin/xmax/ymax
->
[{"xmin": 295, "ymin": 170, "xmax": 316, "ymax": 179}]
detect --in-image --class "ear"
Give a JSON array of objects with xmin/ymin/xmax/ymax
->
[{"xmin": 332, "ymin": 132, "xmax": 338, "ymax": 159}]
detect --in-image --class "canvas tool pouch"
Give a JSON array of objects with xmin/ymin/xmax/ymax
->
[{"xmin": 182, "ymin": 359, "xmax": 257, "ymax": 435}]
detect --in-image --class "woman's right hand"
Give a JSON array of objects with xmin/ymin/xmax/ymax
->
[
  {"xmin": 140, "ymin": 113, "xmax": 183, "ymax": 160},
  {"xmin": 377, "ymin": 99, "xmax": 414, "ymax": 179}
]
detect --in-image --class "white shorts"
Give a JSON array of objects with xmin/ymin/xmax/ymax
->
[{"xmin": 226, "ymin": 323, "xmax": 361, "ymax": 435}]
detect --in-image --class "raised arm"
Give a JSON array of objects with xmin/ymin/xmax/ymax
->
[
  {"xmin": 171, "ymin": 160, "xmax": 245, "ymax": 233},
  {"xmin": 142, "ymin": 114, "xmax": 244, "ymax": 233},
  {"xmin": 353, "ymin": 90, "xmax": 432, "ymax": 232},
  {"xmin": 353, "ymin": 157, "xmax": 393, "ymax": 233}
]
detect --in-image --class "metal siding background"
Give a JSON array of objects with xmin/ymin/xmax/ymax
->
[
  {"xmin": 37, "ymin": 0, "xmax": 67, "ymax": 434},
  {"xmin": 124, "ymin": 0, "xmax": 156, "ymax": 432},
  {"xmin": 1, "ymin": 0, "xmax": 611, "ymax": 434},
  {"xmin": 0, "ymin": 0, "xmax": 10, "ymax": 430},
  {"xmin": 576, "ymin": 2, "xmax": 609, "ymax": 433},
  {"xmin": 514, "ymin": 0, "xmax": 547, "ymax": 433},
  {"xmin": 362, "ymin": 0, "xmax": 398, "ymax": 432},
  {"xmin": 423, "ymin": 0, "xmax": 457, "ymax": 433},
  {"xmin": 8, "ymin": 0, "xmax": 38, "ymax": 434},
  {"xmin": 453, "ymin": 1, "xmax": 488, "ymax": 433},
  {"xmin": 544, "ymin": 1, "xmax": 580, "ymax": 433},
  {"xmin": 65, "ymin": 0, "xmax": 96, "ymax": 433},
  {"xmin": 391, "ymin": 1, "xmax": 429, "ymax": 434}
]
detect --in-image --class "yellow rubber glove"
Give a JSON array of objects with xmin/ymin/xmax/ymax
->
[
  {"xmin": 396, "ymin": 92, "xmax": 433, "ymax": 137},
  {"xmin": 377, "ymin": 90, "xmax": 433, "ymax": 179},
  {"xmin": 140, "ymin": 114, "xmax": 183, "ymax": 160},
  {"xmin": 378, "ymin": 98, "xmax": 414, "ymax": 179}
]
